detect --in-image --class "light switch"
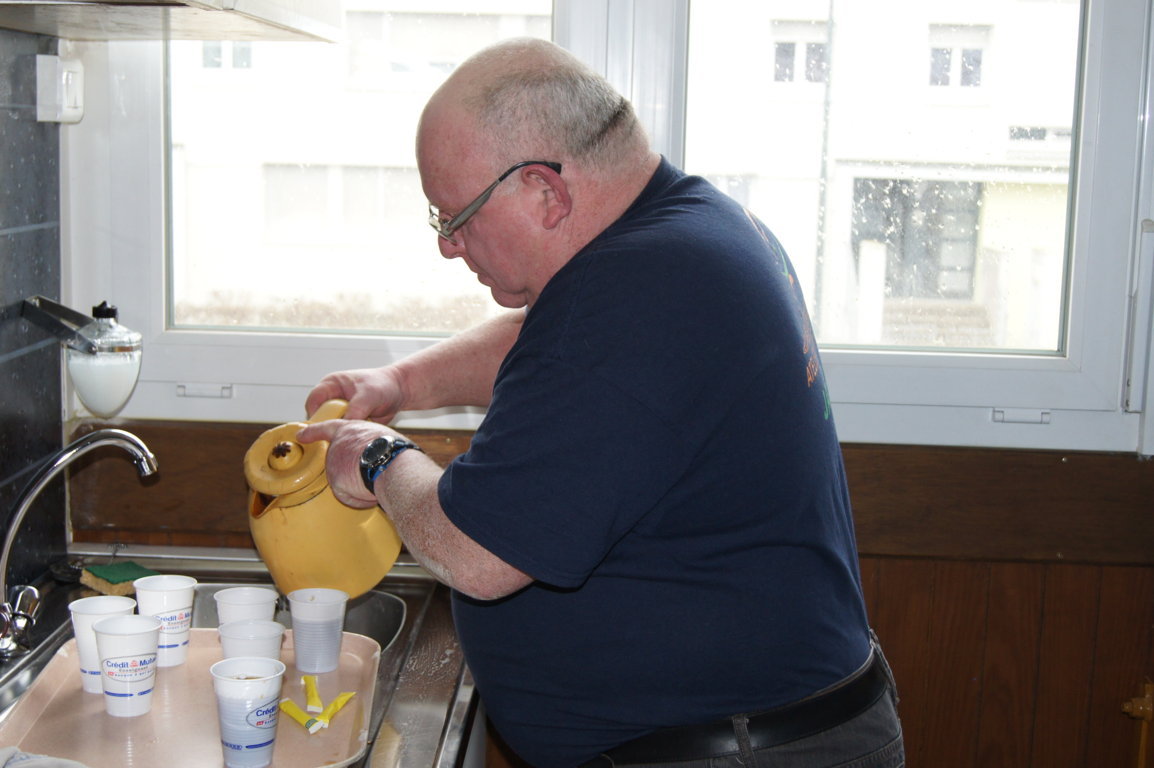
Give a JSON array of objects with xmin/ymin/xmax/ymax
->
[{"xmin": 36, "ymin": 55, "xmax": 84, "ymax": 124}]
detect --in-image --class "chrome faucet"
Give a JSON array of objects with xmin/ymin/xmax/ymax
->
[{"xmin": 0, "ymin": 429, "xmax": 158, "ymax": 656}]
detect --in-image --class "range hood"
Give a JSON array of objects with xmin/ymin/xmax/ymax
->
[{"xmin": 0, "ymin": 1, "xmax": 343, "ymax": 42}]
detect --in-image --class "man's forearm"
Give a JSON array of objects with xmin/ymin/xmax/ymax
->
[{"xmin": 393, "ymin": 309, "xmax": 525, "ymax": 411}]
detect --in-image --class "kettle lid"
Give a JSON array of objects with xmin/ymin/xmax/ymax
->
[{"xmin": 244, "ymin": 421, "xmax": 327, "ymax": 498}]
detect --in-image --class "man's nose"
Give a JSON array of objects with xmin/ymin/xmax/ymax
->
[{"xmin": 437, "ymin": 234, "xmax": 464, "ymax": 259}]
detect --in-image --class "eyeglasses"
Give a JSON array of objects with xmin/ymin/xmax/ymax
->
[{"xmin": 428, "ymin": 160, "xmax": 562, "ymax": 244}]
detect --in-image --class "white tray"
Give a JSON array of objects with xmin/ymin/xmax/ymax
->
[{"xmin": 0, "ymin": 628, "xmax": 380, "ymax": 768}]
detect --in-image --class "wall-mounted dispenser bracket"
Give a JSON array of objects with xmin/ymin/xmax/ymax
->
[{"xmin": 21, "ymin": 295, "xmax": 98, "ymax": 355}]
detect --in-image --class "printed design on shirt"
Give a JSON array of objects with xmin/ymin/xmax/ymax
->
[{"xmin": 743, "ymin": 207, "xmax": 832, "ymax": 420}]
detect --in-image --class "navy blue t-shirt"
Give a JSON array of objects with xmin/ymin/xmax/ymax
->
[{"xmin": 439, "ymin": 158, "xmax": 870, "ymax": 767}]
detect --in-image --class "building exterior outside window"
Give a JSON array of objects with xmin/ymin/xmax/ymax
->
[{"xmin": 688, "ymin": 3, "xmax": 1071, "ymax": 352}]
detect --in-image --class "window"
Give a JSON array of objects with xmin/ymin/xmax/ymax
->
[
  {"xmin": 688, "ymin": 4, "xmax": 1070, "ymax": 354},
  {"xmin": 200, "ymin": 41, "xmax": 252, "ymax": 69},
  {"xmin": 774, "ymin": 42, "xmax": 795, "ymax": 82},
  {"xmin": 63, "ymin": 0, "xmax": 1154, "ymax": 453},
  {"xmin": 928, "ymin": 24, "xmax": 990, "ymax": 88},
  {"xmin": 682, "ymin": 0, "xmax": 1153, "ymax": 451},
  {"xmin": 805, "ymin": 42, "xmax": 830, "ymax": 83},
  {"xmin": 771, "ymin": 20, "xmax": 829, "ymax": 84},
  {"xmin": 168, "ymin": 7, "xmax": 550, "ymax": 338}
]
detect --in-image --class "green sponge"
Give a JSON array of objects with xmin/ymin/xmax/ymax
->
[{"xmin": 80, "ymin": 561, "xmax": 160, "ymax": 596}]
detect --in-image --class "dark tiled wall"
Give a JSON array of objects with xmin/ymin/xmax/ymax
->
[{"xmin": 0, "ymin": 29, "xmax": 67, "ymax": 591}]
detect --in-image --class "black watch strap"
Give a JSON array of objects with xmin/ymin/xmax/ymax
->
[{"xmin": 359, "ymin": 436, "xmax": 423, "ymax": 492}]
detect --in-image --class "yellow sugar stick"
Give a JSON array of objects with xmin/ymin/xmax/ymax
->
[
  {"xmin": 279, "ymin": 698, "xmax": 322, "ymax": 734},
  {"xmin": 302, "ymin": 674, "xmax": 323, "ymax": 713},
  {"xmin": 316, "ymin": 691, "xmax": 356, "ymax": 728}
]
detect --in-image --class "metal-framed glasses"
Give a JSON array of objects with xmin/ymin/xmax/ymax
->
[{"xmin": 427, "ymin": 160, "xmax": 562, "ymax": 244}]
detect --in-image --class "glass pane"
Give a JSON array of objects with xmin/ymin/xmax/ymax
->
[
  {"xmin": 774, "ymin": 42, "xmax": 796, "ymax": 81},
  {"xmin": 168, "ymin": 3, "xmax": 552, "ymax": 335},
  {"xmin": 686, "ymin": 0, "xmax": 1079, "ymax": 352}
]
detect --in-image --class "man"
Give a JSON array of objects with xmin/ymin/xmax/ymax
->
[{"xmin": 297, "ymin": 37, "xmax": 904, "ymax": 768}]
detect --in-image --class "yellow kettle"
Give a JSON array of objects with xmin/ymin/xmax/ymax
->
[{"xmin": 244, "ymin": 399, "xmax": 403, "ymax": 599}]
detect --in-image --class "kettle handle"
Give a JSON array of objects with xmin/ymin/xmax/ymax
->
[{"xmin": 308, "ymin": 399, "xmax": 348, "ymax": 423}]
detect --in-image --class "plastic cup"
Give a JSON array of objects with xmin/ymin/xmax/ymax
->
[
  {"xmin": 93, "ymin": 614, "xmax": 161, "ymax": 717},
  {"xmin": 214, "ymin": 587, "xmax": 279, "ymax": 626},
  {"xmin": 286, "ymin": 588, "xmax": 347, "ymax": 674},
  {"xmin": 133, "ymin": 574, "xmax": 197, "ymax": 666},
  {"xmin": 68, "ymin": 595, "xmax": 137, "ymax": 693},
  {"xmin": 219, "ymin": 620, "xmax": 286, "ymax": 660},
  {"xmin": 210, "ymin": 656, "xmax": 286, "ymax": 768}
]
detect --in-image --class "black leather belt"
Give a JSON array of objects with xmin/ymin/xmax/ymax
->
[{"xmin": 581, "ymin": 652, "xmax": 889, "ymax": 766}]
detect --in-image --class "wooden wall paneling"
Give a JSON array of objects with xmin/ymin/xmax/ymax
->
[
  {"xmin": 975, "ymin": 562, "xmax": 1045, "ymax": 767},
  {"xmin": 67, "ymin": 421, "xmax": 470, "ymax": 548},
  {"xmin": 1085, "ymin": 567, "xmax": 1154, "ymax": 768},
  {"xmin": 921, "ymin": 561, "xmax": 990, "ymax": 768},
  {"xmin": 69, "ymin": 420, "xmax": 264, "ymax": 548},
  {"xmin": 843, "ymin": 444, "xmax": 1154, "ymax": 565},
  {"xmin": 867, "ymin": 558, "xmax": 938, "ymax": 767},
  {"xmin": 1030, "ymin": 564, "xmax": 1101, "ymax": 768}
]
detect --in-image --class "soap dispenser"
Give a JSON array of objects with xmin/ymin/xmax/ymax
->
[{"xmin": 65, "ymin": 301, "xmax": 142, "ymax": 418}]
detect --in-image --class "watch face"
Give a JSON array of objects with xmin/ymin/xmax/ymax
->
[
  {"xmin": 365, "ymin": 437, "xmax": 396, "ymax": 464},
  {"xmin": 361, "ymin": 437, "xmax": 420, "ymax": 492}
]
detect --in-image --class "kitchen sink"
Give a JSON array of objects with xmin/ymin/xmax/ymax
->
[{"xmin": 0, "ymin": 555, "xmax": 475, "ymax": 768}]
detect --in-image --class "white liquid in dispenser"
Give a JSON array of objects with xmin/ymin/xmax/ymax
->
[
  {"xmin": 65, "ymin": 301, "xmax": 143, "ymax": 418},
  {"xmin": 68, "ymin": 350, "xmax": 142, "ymax": 417}
]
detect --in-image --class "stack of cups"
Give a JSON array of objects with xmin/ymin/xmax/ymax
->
[
  {"xmin": 286, "ymin": 588, "xmax": 348, "ymax": 674},
  {"xmin": 215, "ymin": 586, "xmax": 285, "ymax": 661},
  {"xmin": 210, "ymin": 656, "xmax": 286, "ymax": 768},
  {"xmin": 133, "ymin": 574, "xmax": 198, "ymax": 667},
  {"xmin": 68, "ymin": 595, "xmax": 137, "ymax": 693}
]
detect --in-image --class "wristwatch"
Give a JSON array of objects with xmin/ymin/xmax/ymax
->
[{"xmin": 359, "ymin": 435, "xmax": 424, "ymax": 492}]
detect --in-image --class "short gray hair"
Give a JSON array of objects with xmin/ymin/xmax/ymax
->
[{"xmin": 464, "ymin": 40, "xmax": 643, "ymax": 172}]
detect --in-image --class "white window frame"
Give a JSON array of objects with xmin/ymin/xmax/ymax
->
[{"xmin": 60, "ymin": 0, "xmax": 1154, "ymax": 454}]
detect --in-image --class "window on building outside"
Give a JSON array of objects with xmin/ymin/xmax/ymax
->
[
  {"xmin": 774, "ymin": 42, "xmax": 795, "ymax": 81},
  {"xmin": 805, "ymin": 42, "xmax": 830, "ymax": 83},
  {"xmin": 771, "ymin": 20, "xmax": 829, "ymax": 84},
  {"xmin": 928, "ymin": 24, "xmax": 990, "ymax": 89}
]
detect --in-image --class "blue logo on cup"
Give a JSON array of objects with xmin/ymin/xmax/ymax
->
[{"xmin": 246, "ymin": 699, "xmax": 279, "ymax": 729}]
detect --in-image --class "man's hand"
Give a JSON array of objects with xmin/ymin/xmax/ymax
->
[
  {"xmin": 296, "ymin": 418, "xmax": 400, "ymax": 508},
  {"xmin": 305, "ymin": 367, "xmax": 407, "ymax": 423}
]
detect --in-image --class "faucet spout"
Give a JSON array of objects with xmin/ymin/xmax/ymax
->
[{"xmin": 0, "ymin": 429, "xmax": 157, "ymax": 656}]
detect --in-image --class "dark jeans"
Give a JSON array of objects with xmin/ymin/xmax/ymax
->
[{"xmin": 584, "ymin": 637, "xmax": 905, "ymax": 768}]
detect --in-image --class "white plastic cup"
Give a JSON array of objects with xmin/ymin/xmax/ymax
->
[
  {"xmin": 214, "ymin": 587, "xmax": 279, "ymax": 626},
  {"xmin": 219, "ymin": 620, "xmax": 286, "ymax": 660},
  {"xmin": 93, "ymin": 614, "xmax": 161, "ymax": 717},
  {"xmin": 210, "ymin": 656, "xmax": 286, "ymax": 768},
  {"xmin": 133, "ymin": 573, "xmax": 197, "ymax": 666},
  {"xmin": 286, "ymin": 588, "xmax": 347, "ymax": 674},
  {"xmin": 69, "ymin": 595, "xmax": 137, "ymax": 694}
]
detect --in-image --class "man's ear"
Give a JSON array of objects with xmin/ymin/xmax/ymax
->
[{"xmin": 524, "ymin": 165, "xmax": 571, "ymax": 229}]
